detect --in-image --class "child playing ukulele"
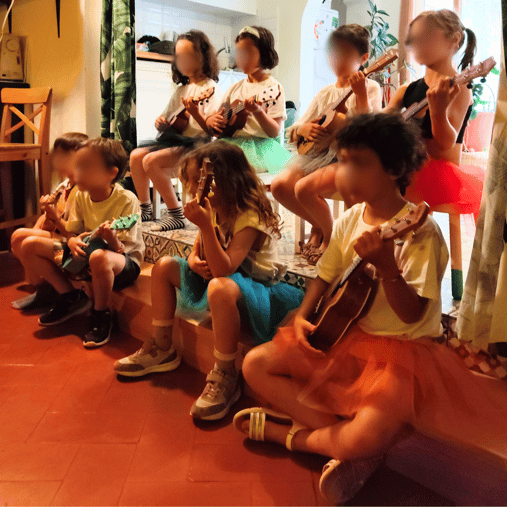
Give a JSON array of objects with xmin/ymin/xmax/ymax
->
[
  {"xmin": 114, "ymin": 141, "xmax": 304, "ymax": 421},
  {"xmin": 131, "ymin": 30, "xmax": 222, "ymax": 231},
  {"xmin": 201, "ymin": 26, "xmax": 291, "ymax": 175},
  {"xmin": 19, "ymin": 138, "xmax": 144, "ymax": 348},
  {"xmin": 11, "ymin": 132, "xmax": 88, "ymax": 310},
  {"xmin": 271, "ymin": 25, "xmax": 382, "ymax": 264}
]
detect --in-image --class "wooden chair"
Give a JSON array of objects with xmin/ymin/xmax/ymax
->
[{"xmin": 0, "ymin": 87, "xmax": 52, "ymax": 230}]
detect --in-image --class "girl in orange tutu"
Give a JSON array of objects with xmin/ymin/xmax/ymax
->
[
  {"xmin": 387, "ymin": 9, "xmax": 483, "ymax": 218},
  {"xmin": 232, "ymin": 114, "xmax": 507, "ymax": 505}
]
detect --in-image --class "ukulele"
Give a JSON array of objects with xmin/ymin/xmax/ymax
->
[
  {"xmin": 307, "ymin": 202, "xmax": 430, "ymax": 352},
  {"xmin": 158, "ymin": 86, "xmax": 216, "ymax": 137},
  {"xmin": 40, "ymin": 181, "xmax": 68, "ymax": 231},
  {"xmin": 62, "ymin": 214, "xmax": 139, "ymax": 275},
  {"xmin": 402, "ymin": 57, "xmax": 497, "ymax": 121},
  {"xmin": 212, "ymin": 84, "xmax": 281, "ymax": 138},
  {"xmin": 297, "ymin": 49, "xmax": 399, "ymax": 156}
]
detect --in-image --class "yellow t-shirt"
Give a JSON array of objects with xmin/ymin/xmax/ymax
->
[
  {"xmin": 66, "ymin": 183, "xmax": 145, "ymax": 267},
  {"xmin": 219, "ymin": 208, "xmax": 286, "ymax": 284},
  {"xmin": 316, "ymin": 202, "xmax": 449, "ymax": 339}
]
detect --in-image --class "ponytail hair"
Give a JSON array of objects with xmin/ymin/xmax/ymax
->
[{"xmin": 408, "ymin": 10, "xmax": 477, "ymax": 71}]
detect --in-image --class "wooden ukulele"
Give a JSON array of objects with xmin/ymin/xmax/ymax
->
[
  {"xmin": 62, "ymin": 214, "xmax": 139, "ymax": 276},
  {"xmin": 40, "ymin": 181, "xmax": 68, "ymax": 231},
  {"xmin": 402, "ymin": 56, "xmax": 497, "ymax": 121},
  {"xmin": 307, "ymin": 202, "xmax": 430, "ymax": 352},
  {"xmin": 297, "ymin": 49, "xmax": 399, "ymax": 156},
  {"xmin": 212, "ymin": 84, "xmax": 281, "ymax": 138},
  {"xmin": 158, "ymin": 86, "xmax": 216, "ymax": 136}
]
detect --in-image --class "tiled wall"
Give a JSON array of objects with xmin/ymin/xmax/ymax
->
[{"xmin": 135, "ymin": 0, "xmax": 234, "ymax": 69}]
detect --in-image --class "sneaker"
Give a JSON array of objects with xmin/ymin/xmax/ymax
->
[
  {"xmin": 114, "ymin": 339, "xmax": 181, "ymax": 376},
  {"xmin": 38, "ymin": 290, "xmax": 92, "ymax": 326},
  {"xmin": 83, "ymin": 309, "xmax": 113, "ymax": 348},
  {"xmin": 12, "ymin": 281, "xmax": 59, "ymax": 310},
  {"xmin": 190, "ymin": 366, "xmax": 241, "ymax": 421},
  {"xmin": 319, "ymin": 456, "xmax": 384, "ymax": 505}
]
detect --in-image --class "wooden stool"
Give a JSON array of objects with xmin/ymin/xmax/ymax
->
[{"xmin": 0, "ymin": 87, "xmax": 52, "ymax": 230}]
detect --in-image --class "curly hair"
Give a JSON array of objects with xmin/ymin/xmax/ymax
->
[
  {"xmin": 327, "ymin": 24, "xmax": 370, "ymax": 56},
  {"xmin": 235, "ymin": 26, "xmax": 279, "ymax": 70},
  {"xmin": 335, "ymin": 113, "xmax": 428, "ymax": 195},
  {"xmin": 172, "ymin": 30, "xmax": 220, "ymax": 85},
  {"xmin": 179, "ymin": 141, "xmax": 281, "ymax": 239}
]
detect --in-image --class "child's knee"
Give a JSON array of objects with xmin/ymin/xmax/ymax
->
[
  {"xmin": 152, "ymin": 255, "xmax": 179, "ymax": 282},
  {"xmin": 207, "ymin": 277, "xmax": 239, "ymax": 305},
  {"xmin": 19, "ymin": 235, "xmax": 41, "ymax": 259},
  {"xmin": 130, "ymin": 148, "xmax": 147, "ymax": 168},
  {"xmin": 11, "ymin": 229, "xmax": 28, "ymax": 254},
  {"xmin": 88, "ymin": 249, "xmax": 113, "ymax": 274},
  {"xmin": 270, "ymin": 175, "xmax": 289, "ymax": 200},
  {"xmin": 294, "ymin": 178, "xmax": 312, "ymax": 201},
  {"xmin": 143, "ymin": 152, "xmax": 161, "ymax": 174},
  {"xmin": 242, "ymin": 345, "xmax": 270, "ymax": 383}
]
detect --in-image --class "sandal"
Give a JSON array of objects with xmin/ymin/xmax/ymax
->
[
  {"xmin": 233, "ymin": 407, "xmax": 306, "ymax": 450},
  {"xmin": 299, "ymin": 242, "xmax": 317, "ymax": 258},
  {"xmin": 307, "ymin": 250, "xmax": 324, "ymax": 266},
  {"xmin": 319, "ymin": 456, "xmax": 384, "ymax": 505}
]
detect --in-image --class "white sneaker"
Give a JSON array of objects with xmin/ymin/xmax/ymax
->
[{"xmin": 114, "ymin": 340, "xmax": 181, "ymax": 377}]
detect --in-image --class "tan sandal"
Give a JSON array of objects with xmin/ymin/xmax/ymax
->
[{"xmin": 233, "ymin": 407, "xmax": 306, "ymax": 450}]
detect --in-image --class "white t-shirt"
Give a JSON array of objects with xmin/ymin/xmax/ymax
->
[
  {"xmin": 160, "ymin": 78, "xmax": 222, "ymax": 138},
  {"xmin": 287, "ymin": 79, "xmax": 382, "ymax": 139},
  {"xmin": 220, "ymin": 75, "xmax": 287, "ymax": 138},
  {"xmin": 316, "ymin": 202, "xmax": 449, "ymax": 339},
  {"xmin": 66, "ymin": 184, "xmax": 145, "ymax": 267}
]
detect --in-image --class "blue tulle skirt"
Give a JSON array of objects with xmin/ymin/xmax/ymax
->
[{"xmin": 175, "ymin": 257, "xmax": 304, "ymax": 344}]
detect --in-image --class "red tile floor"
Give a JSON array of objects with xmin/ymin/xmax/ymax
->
[{"xmin": 0, "ymin": 252, "xmax": 454, "ymax": 506}]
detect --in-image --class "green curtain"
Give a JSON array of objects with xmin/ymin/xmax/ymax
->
[
  {"xmin": 456, "ymin": 0, "xmax": 507, "ymax": 351},
  {"xmin": 100, "ymin": 0, "xmax": 137, "ymax": 153}
]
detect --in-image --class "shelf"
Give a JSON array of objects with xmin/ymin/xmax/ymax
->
[{"xmin": 136, "ymin": 51, "xmax": 174, "ymax": 64}]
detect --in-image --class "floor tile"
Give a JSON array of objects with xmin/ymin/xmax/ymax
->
[
  {"xmin": 252, "ymin": 480, "xmax": 318, "ymax": 506},
  {"xmin": 138, "ymin": 412, "xmax": 196, "ymax": 446},
  {"xmin": 28, "ymin": 411, "xmax": 146, "ymax": 444},
  {"xmin": 0, "ymin": 384, "xmax": 63, "ymax": 443},
  {"xmin": 51, "ymin": 443, "xmax": 136, "ymax": 506},
  {"xmin": 188, "ymin": 442, "xmax": 313, "ymax": 482},
  {"xmin": 119, "ymin": 480, "xmax": 253, "ymax": 506},
  {"xmin": 0, "ymin": 481, "xmax": 61, "ymax": 506},
  {"xmin": 0, "ymin": 443, "xmax": 79, "ymax": 480},
  {"xmin": 0, "ymin": 364, "xmax": 75, "ymax": 387}
]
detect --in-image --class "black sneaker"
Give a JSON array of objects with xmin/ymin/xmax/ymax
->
[
  {"xmin": 12, "ymin": 281, "xmax": 59, "ymax": 310},
  {"xmin": 38, "ymin": 290, "xmax": 92, "ymax": 326},
  {"xmin": 83, "ymin": 309, "xmax": 113, "ymax": 348}
]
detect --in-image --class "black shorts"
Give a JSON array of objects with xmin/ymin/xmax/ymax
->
[{"xmin": 62, "ymin": 245, "xmax": 140, "ymax": 289}]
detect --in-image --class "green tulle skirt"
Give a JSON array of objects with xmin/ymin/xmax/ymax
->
[{"xmin": 221, "ymin": 137, "xmax": 292, "ymax": 175}]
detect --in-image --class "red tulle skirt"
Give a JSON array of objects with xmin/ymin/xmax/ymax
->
[
  {"xmin": 272, "ymin": 326, "xmax": 507, "ymax": 448},
  {"xmin": 404, "ymin": 159, "xmax": 485, "ymax": 218}
]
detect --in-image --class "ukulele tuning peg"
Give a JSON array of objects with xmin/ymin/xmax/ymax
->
[
  {"xmin": 467, "ymin": 83, "xmax": 473, "ymax": 89},
  {"xmin": 481, "ymin": 77, "xmax": 487, "ymax": 83},
  {"xmin": 208, "ymin": 190, "xmax": 214, "ymax": 198}
]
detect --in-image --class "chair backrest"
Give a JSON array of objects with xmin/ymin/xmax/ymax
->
[{"xmin": 0, "ymin": 87, "xmax": 52, "ymax": 149}]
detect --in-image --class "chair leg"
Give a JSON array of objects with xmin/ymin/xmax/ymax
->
[
  {"xmin": 39, "ymin": 151, "xmax": 52, "ymax": 197},
  {"xmin": 295, "ymin": 216, "xmax": 305, "ymax": 254},
  {"xmin": 449, "ymin": 214, "xmax": 463, "ymax": 300}
]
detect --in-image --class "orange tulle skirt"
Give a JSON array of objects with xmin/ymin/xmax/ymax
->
[
  {"xmin": 272, "ymin": 326, "xmax": 507, "ymax": 446},
  {"xmin": 404, "ymin": 159, "xmax": 485, "ymax": 218}
]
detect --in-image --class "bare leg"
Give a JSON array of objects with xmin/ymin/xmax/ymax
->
[
  {"xmin": 19, "ymin": 236, "xmax": 74, "ymax": 294},
  {"xmin": 143, "ymin": 147, "xmax": 185, "ymax": 210},
  {"xmin": 294, "ymin": 165, "xmax": 338, "ymax": 250},
  {"xmin": 150, "ymin": 256, "xmax": 181, "ymax": 349},
  {"xmin": 11, "ymin": 228, "xmax": 52, "ymax": 284},
  {"xmin": 88, "ymin": 250, "xmax": 127, "ymax": 311},
  {"xmin": 130, "ymin": 147, "xmax": 153, "ymax": 203},
  {"xmin": 243, "ymin": 341, "xmax": 405, "ymax": 461},
  {"xmin": 207, "ymin": 277, "xmax": 242, "ymax": 355}
]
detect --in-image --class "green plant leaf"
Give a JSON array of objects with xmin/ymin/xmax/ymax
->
[
  {"xmin": 377, "ymin": 9, "xmax": 389, "ymax": 15},
  {"xmin": 491, "ymin": 67, "xmax": 500, "ymax": 75}
]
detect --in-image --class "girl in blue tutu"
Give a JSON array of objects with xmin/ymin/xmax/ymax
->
[
  {"xmin": 114, "ymin": 141, "xmax": 304, "ymax": 421},
  {"xmin": 197, "ymin": 26, "xmax": 291, "ymax": 175}
]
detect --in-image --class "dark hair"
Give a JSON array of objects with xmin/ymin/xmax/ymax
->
[
  {"xmin": 78, "ymin": 137, "xmax": 129, "ymax": 184},
  {"xmin": 53, "ymin": 132, "xmax": 89, "ymax": 152},
  {"xmin": 408, "ymin": 10, "xmax": 477, "ymax": 71},
  {"xmin": 335, "ymin": 113, "xmax": 427, "ymax": 195},
  {"xmin": 327, "ymin": 24, "xmax": 370, "ymax": 56},
  {"xmin": 235, "ymin": 26, "xmax": 279, "ymax": 70},
  {"xmin": 180, "ymin": 140, "xmax": 281, "ymax": 238},
  {"xmin": 172, "ymin": 30, "xmax": 220, "ymax": 85}
]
